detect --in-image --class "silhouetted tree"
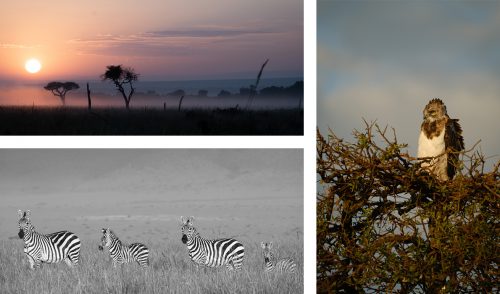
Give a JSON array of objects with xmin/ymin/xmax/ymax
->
[
  {"xmin": 239, "ymin": 87, "xmax": 252, "ymax": 96},
  {"xmin": 43, "ymin": 81, "xmax": 79, "ymax": 106},
  {"xmin": 286, "ymin": 81, "xmax": 303, "ymax": 96},
  {"xmin": 168, "ymin": 89, "xmax": 185, "ymax": 96},
  {"xmin": 101, "ymin": 65, "xmax": 138, "ymax": 110},
  {"xmin": 217, "ymin": 90, "xmax": 231, "ymax": 97},
  {"xmin": 260, "ymin": 81, "xmax": 303, "ymax": 97},
  {"xmin": 260, "ymin": 86, "xmax": 284, "ymax": 96}
]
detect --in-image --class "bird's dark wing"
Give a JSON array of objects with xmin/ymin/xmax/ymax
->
[{"xmin": 445, "ymin": 118, "xmax": 464, "ymax": 179}]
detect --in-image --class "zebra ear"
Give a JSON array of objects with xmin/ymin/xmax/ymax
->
[
  {"xmin": 18, "ymin": 210, "xmax": 23, "ymax": 218},
  {"xmin": 25, "ymin": 210, "xmax": 31, "ymax": 219},
  {"xmin": 102, "ymin": 228, "xmax": 106, "ymax": 233},
  {"xmin": 188, "ymin": 216, "xmax": 194, "ymax": 225},
  {"xmin": 269, "ymin": 242, "xmax": 273, "ymax": 249},
  {"xmin": 261, "ymin": 242, "xmax": 266, "ymax": 249},
  {"xmin": 181, "ymin": 216, "xmax": 186, "ymax": 224}
]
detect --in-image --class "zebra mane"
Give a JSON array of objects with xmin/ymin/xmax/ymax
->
[
  {"xmin": 18, "ymin": 209, "xmax": 31, "ymax": 221},
  {"xmin": 107, "ymin": 229, "xmax": 126, "ymax": 247}
]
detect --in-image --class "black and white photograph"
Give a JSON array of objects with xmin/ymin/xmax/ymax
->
[{"xmin": 0, "ymin": 149, "xmax": 304, "ymax": 293}]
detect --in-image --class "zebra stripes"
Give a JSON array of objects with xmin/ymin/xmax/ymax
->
[
  {"xmin": 261, "ymin": 242, "xmax": 297, "ymax": 273},
  {"xmin": 17, "ymin": 210, "xmax": 81, "ymax": 270},
  {"xmin": 98, "ymin": 228, "xmax": 149, "ymax": 268},
  {"xmin": 17, "ymin": 211, "xmax": 298, "ymax": 274},
  {"xmin": 181, "ymin": 216, "xmax": 245, "ymax": 270}
]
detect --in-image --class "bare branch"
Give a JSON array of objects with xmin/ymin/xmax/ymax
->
[{"xmin": 317, "ymin": 124, "xmax": 499, "ymax": 293}]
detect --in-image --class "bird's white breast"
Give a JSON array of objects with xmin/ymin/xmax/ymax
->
[{"xmin": 418, "ymin": 129, "xmax": 445, "ymax": 158}]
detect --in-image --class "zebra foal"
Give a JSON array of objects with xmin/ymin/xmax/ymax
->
[
  {"xmin": 98, "ymin": 228, "xmax": 149, "ymax": 268},
  {"xmin": 261, "ymin": 242, "xmax": 297, "ymax": 273},
  {"xmin": 181, "ymin": 216, "xmax": 244, "ymax": 270},
  {"xmin": 17, "ymin": 210, "xmax": 81, "ymax": 270}
]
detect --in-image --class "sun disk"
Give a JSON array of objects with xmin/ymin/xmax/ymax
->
[{"xmin": 25, "ymin": 58, "xmax": 42, "ymax": 74}]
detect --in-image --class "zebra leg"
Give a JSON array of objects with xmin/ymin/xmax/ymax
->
[
  {"xmin": 229, "ymin": 255, "xmax": 243, "ymax": 270},
  {"xmin": 64, "ymin": 257, "xmax": 74, "ymax": 267},
  {"xmin": 26, "ymin": 254, "xmax": 37, "ymax": 270}
]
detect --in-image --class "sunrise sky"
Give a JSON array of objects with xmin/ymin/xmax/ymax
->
[{"xmin": 0, "ymin": 0, "xmax": 303, "ymax": 81}]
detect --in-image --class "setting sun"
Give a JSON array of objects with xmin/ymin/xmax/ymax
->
[{"xmin": 25, "ymin": 58, "xmax": 42, "ymax": 74}]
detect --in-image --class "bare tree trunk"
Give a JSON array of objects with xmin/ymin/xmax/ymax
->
[
  {"xmin": 86, "ymin": 83, "xmax": 92, "ymax": 111},
  {"xmin": 178, "ymin": 95, "xmax": 185, "ymax": 111},
  {"xmin": 118, "ymin": 88, "xmax": 129, "ymax": 110}
]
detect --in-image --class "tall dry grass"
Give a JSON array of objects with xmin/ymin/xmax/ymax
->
[
  {"xmin": 0, "ymin": 107, "xmax": 303, "ymax": 135},
  {"xmin": 0, "ymin": 238, "xmax": 302, "ymax": 294}
]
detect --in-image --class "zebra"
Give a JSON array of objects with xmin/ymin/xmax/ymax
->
[
  {"xmin": 98, "ymin": 228, "xmax": 149, "ymax": 268},
  {"xmin": 181, "ymin": 216, "xmax": 244, "ymax": 270},
  {"xmin": 17, "ymin": 210, "xmax": 81, "ymax": 270},
  {"xmin": 261, "ymin": 242, "xmax": 297, "ymax": 273}
]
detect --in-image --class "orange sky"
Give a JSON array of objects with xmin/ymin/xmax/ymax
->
[{"xmin": 1, "ymin": 0, "xmax": 303, "ymax": 81}]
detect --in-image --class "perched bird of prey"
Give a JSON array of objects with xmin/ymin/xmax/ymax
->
[{"xmin": 418, "ymin": 98, "xmax": 464, "ymax": 181}]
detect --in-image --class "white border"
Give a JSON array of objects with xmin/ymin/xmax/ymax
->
[
  {"xmin": 2, "ymin": 136, "xmax": 304, "ymax": 149},
  {"xmin": 303, "ymin": 0, "xmax": 317, "ymax": 292}
]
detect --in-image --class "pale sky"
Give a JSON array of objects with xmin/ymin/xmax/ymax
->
[
  {"xmin": 0, "ymin": 0, "xmax": 303, "ymax": 81},
  {"xmin": 318, "ymin": 0, "xmax": 500, "ymax": 170}
]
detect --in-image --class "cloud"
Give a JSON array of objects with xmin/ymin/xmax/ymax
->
[
  {"xmin": 0, "ymin": 43, "xmax": 40, "ymax": 49},
  {"xmin": 146, "ymin": 27, "xmax": 272, "ymax": 38},
  {"xmin": 68, "ymin": 26, "xmax": 279, "ymax": 57}
]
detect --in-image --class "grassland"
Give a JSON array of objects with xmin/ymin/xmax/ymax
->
[
  {"xmin": 0, "ymin": 239, "xmax": 302, "ymax": 294},
  {"xmin": 0, "ymin": 106, "xmax": 303, "ymax": 135}
]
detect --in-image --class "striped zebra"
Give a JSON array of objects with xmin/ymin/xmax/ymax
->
[
  {"xmin": 261, "ymin": 242, "xmax": 297, "ymax": 273},
  {"xmin": 98, "ymin": 228, "xmax": 149, "ymax": 268},
  {"xmin": 17, "ymin": 210, "xmax": 81, "ymax": 270},
  {"xmin": 181, "ymin": 216, "xmax": 244, "ymax": 270}
]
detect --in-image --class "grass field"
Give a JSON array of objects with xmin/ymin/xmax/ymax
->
[
  {"xmin": 0, "ymin": 239, "xmax": 302, "ymax": 294},
  {"xmin": 0, "ymin": 106, "xmax": 303, "ymax": 135}
]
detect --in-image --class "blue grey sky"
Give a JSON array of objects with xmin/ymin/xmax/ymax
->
[{"xmin": 318, "ymin": 0, "xmax": 500, "ymax": 169}]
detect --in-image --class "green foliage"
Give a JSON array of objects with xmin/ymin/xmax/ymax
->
[
  {"xmin": 317, "ymin": 122, "xmax": 499, "ymax": 293},
  {"xmin": 0, "ymin": 239, "xmax": 302, "ymax": 293}
]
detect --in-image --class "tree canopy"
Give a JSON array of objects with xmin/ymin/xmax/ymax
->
[
  {"xmin": 43, "ymin": 81, "xmax": 80, "ymax": 106},
  {"xmin": 317, "ymin": 122, "xmax": 499, "ymax": 293},
  {"xmin": 101, "ymin": 65, "xmax": 138, "ymax": 110}
]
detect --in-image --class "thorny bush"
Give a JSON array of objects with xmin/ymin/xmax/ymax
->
[{"xmin": 317, "ymin": 122, "xmax": 499, "ymax": 293}]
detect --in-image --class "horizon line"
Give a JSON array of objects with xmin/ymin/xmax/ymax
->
[{"xmin": 0, "ymin": 76, "xmax": 304, "ymax": 84}]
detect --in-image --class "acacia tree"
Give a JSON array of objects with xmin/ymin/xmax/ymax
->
[
  {"xmin": 43, "ymin": 81, "xmax": 80, "ymax": 106},
  {"xmin": 101, "ymin": 65, "xmax": 138, "ymax": 110},
  {"xmin": 317, "ymin": 122, "xmax": 498, "ymax": 293}
]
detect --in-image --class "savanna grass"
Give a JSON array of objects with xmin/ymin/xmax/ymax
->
[
  {"xmin": 0, "ymin": 239, "xmax": 303, "ymax": 294},
  {"xmin": 0, "ymin": 106, "xmax": 303, "ymax": 135}
]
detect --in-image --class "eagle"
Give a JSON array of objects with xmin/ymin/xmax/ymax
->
[{"xmin": 417, "ymin": 98, "xmax": 464, "ymax": 181}]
